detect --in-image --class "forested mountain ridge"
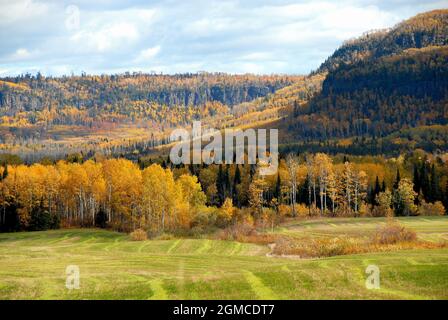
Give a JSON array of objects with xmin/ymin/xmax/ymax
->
[
  {"xmin": 279, "ymin": 9, "xmax": 448, "ymax": 154},
  {"xmin": 298, "ymin": 46, "xmax": 448, "ymax": 138},
  {"xmin": 0, "ymin": 73, "xmax": 301, "ymax": 127},
  {"xmin": 318, "ymin": 9, "xmax": 448, "ymax": 73}
]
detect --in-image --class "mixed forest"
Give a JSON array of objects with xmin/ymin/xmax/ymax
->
[{"xmin": 0, "ymin": 9, "xmax": 448, "ymax": 235}]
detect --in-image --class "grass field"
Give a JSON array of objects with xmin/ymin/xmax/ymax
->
[{"xmin": 0, "ymin": 217, "xmax": 447, "ymax": 300}]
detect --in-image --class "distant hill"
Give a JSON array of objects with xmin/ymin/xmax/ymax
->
[
  {"xmin": 0, "ymin": 73, "xmax": 301, "ymax": 128},
  {"xmin": 296, "ymin": 46, "xmax": 448, "ymax": 139}
]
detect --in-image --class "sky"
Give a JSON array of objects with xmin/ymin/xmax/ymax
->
[{"xmin": 0, "ymin": 0, "xmax": 447, "ymax": 76}]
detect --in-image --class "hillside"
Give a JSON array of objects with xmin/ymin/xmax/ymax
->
[
  {"xmin": 275, "ymin": 10, "xmax": 448, "ymax": 154},
  {"xmin": 0, "ymin": 73, "xmax": 300, "ymax": 127},
  {"xmin": 1, "ymin": 9, "xmax": 448, "ymax": 161},
  {"xmin": 292, "ymin": 46, "xmax": 448, "ymax": 139}
]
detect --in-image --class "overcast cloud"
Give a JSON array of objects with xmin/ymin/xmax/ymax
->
[{"xmin": 0, "ymin": 0, "xmax": 447, "ymax": 76}]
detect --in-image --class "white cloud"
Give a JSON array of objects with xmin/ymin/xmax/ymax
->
[
  {"xmin": 0, "ymin": 0, "xmax": 49, "ymax": 25},
  {"xmin": 0, "ymin": 0, "xmax": 445, "ymax": 76},
  {"xmin": 317, "ymin": 5, "xmax": 399, "ymax": 36},
  {"xmin": 135, "ymin": 45, "xmax": 161, "ymax": 62},
  {"xmin": 15, "ymin": 48, "xmax": 31, "ymax": 58},
  {"xmin": 240, "ymin": 52, "xmax": 274, "ymax": 61},
  {"xmin": 71, "ymin": 22, "xmax": 140, "ymax": 52}
]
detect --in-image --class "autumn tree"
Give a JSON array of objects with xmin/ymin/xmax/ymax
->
[
  {"xmin": 394, "ymin": 178, "xmax": 417, "ymax": 216},
  {"xmin": 286, "ymin": 154, "xmax": 299, "ymax": 216}
]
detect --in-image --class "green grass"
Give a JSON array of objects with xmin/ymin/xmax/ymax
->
[
  {"xmin": 0, "ymin": 217, "xmax": 447, "ymax": 299},
  {"xmin": 276, "ymin": 216, "xmax": 448, "ymax": 242}
]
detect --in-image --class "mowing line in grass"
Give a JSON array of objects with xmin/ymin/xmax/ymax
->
[
  {"xmin": 167, "ymin": 239, "xmax": 181, "ymax": 254},
  {"xmin": 149, "ymin": 279, "xmax": 168, "ymax": 300},
  {"xmin": 243, "ymin": 271, "xmax": 278, "ymax": 299}
]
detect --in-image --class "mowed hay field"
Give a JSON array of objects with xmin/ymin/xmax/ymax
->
[{"xmin": 0, "ymin": 217, "xmax": 447, "ymax": 300}]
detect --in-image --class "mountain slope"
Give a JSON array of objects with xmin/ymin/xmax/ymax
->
[{"xmin": 278, "ymin": 9, "xmax": 448, "ymax": 153}]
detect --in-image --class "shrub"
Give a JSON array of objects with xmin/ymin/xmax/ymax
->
[
  {"xmin": 371, "ymin": 221, "xmax": 417, "ymax": 245},
  {"xmin": 233, "ymin": 207, "xmax": 254, "ymax": 226},
  {"xmin": 190, "ymin": 207, "xmax": 218, "ymax": 231},
  {"xmin": 273, "ymin": 236, "xmax": 365, "ymax": 258},
  {"xmin": 217, "ymin": 198, "xmax": 235, "ymax": 226},
  {"xmin": 371, "ymin": 206, "xmax": 387, "ymax": 217},
  {"xmin": 358, "ymin": 203, "xmax": 371, "ymax": 217},
  {"xmin": 28, "ymin": 208, "xmax": 60, "ymax": 231},
  {"xmin": 295, "ymin": 204, "xmax": 310, "ymax": 217},
  {"xmin": 334, "ymin": 205, "xmax": 352, "ymax": 217},
  {"xmin": 256, "ymin": 207, "xmax": 277, "ymax": 231},
  {"xmin": 217, "ymin": 222, "xmax": 255, "ymax": 241},
  {"xmin": 217, "ymin": 222, "xmax": 278, "ymax": 245},
  {"xmin": 418, "ymin": 201, "xmax": 445, "ymax": 216},
  {"xmin": 155, "ymin": 233, "xmax": 175, "ymax": 240},
  {"xmin": 130, "ymin": 228, "xmax": 148, "ymax": 241},
  {"xmin": 278, "ymin": 204, "xmax": 292, "ymax": 217}
]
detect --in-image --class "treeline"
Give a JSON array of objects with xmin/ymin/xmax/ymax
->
[
  {"xmin": 1, "ymin": 150, "xmax": 446, "ymax": 233},
  {"xmin": 281, "ymin": 123, "xmax": 448, "ymax": 156}
]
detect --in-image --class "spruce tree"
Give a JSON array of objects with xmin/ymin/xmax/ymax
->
[
  {"xmin": 443, "ymin": 180, "xmax": 448, "ymax": 214},
  {"xmin": 393, "ymin": 169, "xmax": 401, "ymax": 190},
  {"xmin": 232, "ymin": 165, "xmax": 241, "ymax": 207},
  {"xmin": 371, "ymin": 175, "xmax": 381, "ymax": 205},
  {"xmin": 430, "ymin": 164, "xmax": 439, "ymax": 202},
  {"xmin": 223, "ymin": 165, "xmax": 231, "ymax": 198},
  {"xmin": 217, "ymin": 164, "xmax": 225, "ymax": 206},
  {"xmin": 249, "ymin": 164, "xmax": 256, "ymax": 178},
  {"xmin": 274, "ymin": 173, "xmax": 281, "ymax": 203},
  {"xmin": 233, "ymin": 165, "xmax": 241, "ymax": 185},
  {"xmin": 420, "ymin": 162, "xmax": 430, "ymax": 201},
  {"xmin": 413, "ymin": 164, "xmax": 420, "ymax": 194}
]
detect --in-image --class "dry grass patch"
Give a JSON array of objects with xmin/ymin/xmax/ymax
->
[
  {"xmin": 272, "ymin": 221, "xmax": 446, "ymax": 258},
  {"xmin": 371, "ymin": 221, "xmax": 417, "ymax": 244},
  {"xmin": 216, "ymin": 223, "xmax": 279, "ymax": 245},
  {"xmin": 129, "ymin": 229, "xmax": 148, "ymax": 241}
]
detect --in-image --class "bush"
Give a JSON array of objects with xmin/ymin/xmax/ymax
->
[
  {"xmin": 28, "ymin": 208, "xmax": 60, "ymax": 231},
  {"xmin": 231, "ymin": 207, "xmax": 255, "ymax": 227},
  {"xmin": 358, "ymin": 203, "xmax": 371, "ymax": 217},
  {"xmin": 418, "ymin": 201, "xmax": 445, "ymax": 216},
  {"xmin": 190, "ymin": 207, "xmax": 218, "ymax": 231},
  {"xmin": 217, "ymin": 222, "xmax": 277, "ymax": 245},
  {"xmin": 256, "ymin": 207, "xmax": 278, "ymax": 230},
  {"xmin": 371, "ymin": 221, "xmax": 417, "ymax": 245},
  {"xmin": 371, "ymin": 206, "xmax": 387, "ymax": 217},
  {"xmin": 273, "ymin": 236, "xmax": 364, "ymax": 258},
  {"xmin": 278, "ymin": 204, "xmax": 292, "ymax": 217},
  {"xmin": 130, "ymin": 228, "xmax": 148, "ymax": 241},
  {"xmin": 217, "ymin": 222, "xmax": 255, "ymax": 241},
  {"xmin": 295, "ymin": 204, "xmax": 310, "ymax": 217}
]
